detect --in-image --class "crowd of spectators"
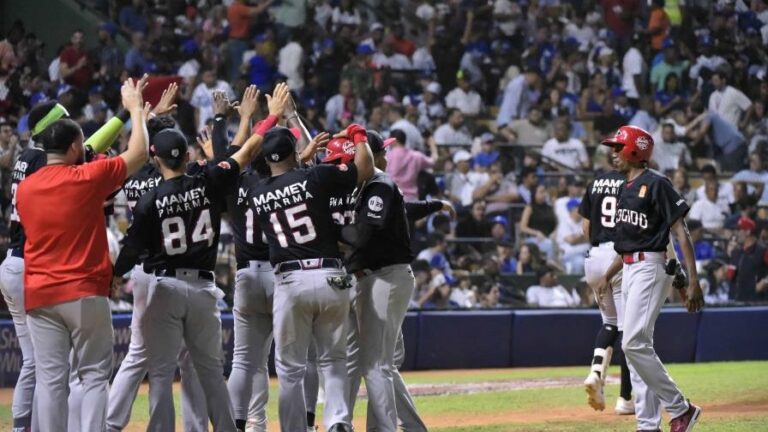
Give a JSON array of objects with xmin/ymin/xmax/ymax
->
[{"xmin": 1, "ymin": 0, "xmax": 768, "ymax": 311}]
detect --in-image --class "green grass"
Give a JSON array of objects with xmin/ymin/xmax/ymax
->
[{"xmin": 1, "ymin": 361, "xmax": 766, "ymax": 430}]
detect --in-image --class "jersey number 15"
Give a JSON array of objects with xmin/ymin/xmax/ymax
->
[{"xmin": 268, "ymin": 203, "xmax": 317, "ymax": 248}]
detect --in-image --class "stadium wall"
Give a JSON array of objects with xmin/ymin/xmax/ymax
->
[{"xmin": 0, "ymin": 307, "xmax": 766, "ymax": 387}]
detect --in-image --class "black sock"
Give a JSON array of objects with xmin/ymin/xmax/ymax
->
[
  {"xmin": 307, "ymin": 411, "xmax": 315, "ymax": 427},
  {"xmin": 618, "ymin": 332, "xmax": 633, "ymax": 400},
  {"xmin": 235, "ymin": 419, "xmax": 246, "ymax": 431},
  {"xmin": 591, "ymin": 324, "xmax": 618, "ymax": 376}
]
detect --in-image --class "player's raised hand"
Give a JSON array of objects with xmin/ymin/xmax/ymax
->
[
  {"xmin": 121, "ymin": 74, "xmax": 146, "ymax": 113},
  {"xmin": 299, "ymin": 131, "xmax": 330, "ymax": 163},
  {"xmin": 684, "ymin": 279, "xmax": 704, "ymax": 313},
  {"xmin": 335, "ymin": 123, "xmax": 367, "ymax": 144},
  {"xmin": 142, "ymin": 101, "xmax": 153, "ymax": 119},
  {"xmin": 197, "ymin": 126, "xmax": 214, "ymax": 160},
  {"xmin": 213, "ymin": 90, "xmax": 231, "ymax": 116},
  {"xmin": 238, "ymin": 85, "xmax": 260, "ymax": 120},
  {"xmin": 152, "ymin": 82, "xmax": 178, "ymax": 115},
  {"xmin": 266, "ymin": 82, "xmax": 290, "ymax": 117}
]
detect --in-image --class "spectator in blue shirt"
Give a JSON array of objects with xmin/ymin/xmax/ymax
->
[{"xmin": 119, "ymin": 0, "xmax": 148, "ymax": 34}]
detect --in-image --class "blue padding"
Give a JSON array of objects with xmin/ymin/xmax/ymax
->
[
  {"xmin": 651, "ymin": 308, "xmax": 700, "ymax": 363},
  {"xmin": 512, "ymin": 310, "xmax": 603, "ymax": 367},
  {"xmin": 416, "ymin": 311, "xmax": 513, "ymax": 369},
  {"xmin": 400, "ymin": 312, "xmax": 419, "ymax": 371},
  {"xmin": 695, "ymin": 307, "xmax": 768, "ymax": 362}
]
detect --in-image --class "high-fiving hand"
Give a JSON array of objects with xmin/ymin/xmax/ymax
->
[
  {"xmin": 267, "ymin": 83, "xmax": 291, "ymax": 117},
  {"xmin": 121, "ymin": 74, "xmax": 148, "ymax": 113}
]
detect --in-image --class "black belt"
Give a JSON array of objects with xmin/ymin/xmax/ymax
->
[
  {"xmin": 275, "ymin": 258, "xmax": 342, "ymax": 274},
  {"xmin": 155, "ymin": 268, "xmax": 214, "ymax": 281},
  {"xmin": 236, "ymin": 260, "xmax": 271, "ymax": 270},
  {"xmin": 10, "ymin": 248, "xmax": 22, "ymax": 258}
]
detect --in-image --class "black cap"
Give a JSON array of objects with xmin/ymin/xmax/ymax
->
[
  {"xmin": 262, "ymin": 127, "xmax": 297, "ymax": 162},
  {"xmin": 367, "ymin": 130, "xmax": 395, "ymax": 154},
  {"xmin": 536, "ymin": 265, "xmax": 555, "ymax": 281},
  {"xmin": 152, "ymin": 129, "xmax": 188, "ymax": 161}
]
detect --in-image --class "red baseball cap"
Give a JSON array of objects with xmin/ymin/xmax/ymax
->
[{"xmin": 737, "ymin": 216, "xmax": 757, "ymax": 232}]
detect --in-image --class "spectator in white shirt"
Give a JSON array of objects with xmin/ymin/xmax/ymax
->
[
  {"xmin": 434, "ymin": 108, "xmax": 472, "ymax": 146},
  {"xmin": 688, "ymin": 180, "xmax": 728, "ymax": 231},
  {"xmin": 444, "ymin": 70, "xmax": 483, "ymax": 116},
  {"xmin": 372, "ymin": 41, "xmax": 413, "ymax": 70},
  {"xmin": 190, "ymin": 67, "xmax": 235, "ymax": 129},
  {"xmin": 445, "ymin": 150, "xmax": 490, "ymax": 206},
  {"xmin": 564, "ymin": 12, "xmax": 596, "ymax": 51},
  {"xmin": 541, "ymin": 119, "xmax": 590, "ymax": 170},
  {"xmin": 277, "ymin": 34, "xmax": 304, "ymax": 91},
  {"xmin": 732, "ymin": 152, "xmax": 768, "ymax": 204},
  {"xmin": 708, "ymin": 70, "xmax": 752, "ymax": 128},
  {"xmin": 526, "ymin": 267, "xmax": 581, "ymax": 307},
  {"xmin": 554, "ymin": 178, "xmax": 585, "ymax": 222},
  {"xmin": 388, "ymin": 105, "xmax": 423, "ymax": 150},
  {"xmin": 688, "ymin": 35, "xmax": 727, "ymax": 83},
  {"xmin": 695, "ymin": 164, "xmax": 735, "ymax": 214},
  {"xmin": 556, "ymin": 198, "xmax": 590, "ymax": 275},
  {"xmin": 497, "ymin": 68, "xmax": 542, "ymax": 128},
  {"xmin": 325, "ymin": 78, "xmax": 366, "ymax": 131},
  {"xmin": 418, "ymin": 81, "xmax": 445, "ymax": 130},
  {"xmin": 652, "ymin": 122, "xmax": 692, "ymax": 172},
  {"xmin": 330, "ymin": 0, "xmax": 361, "ymax": 32},
  {"xmin": 622, "ymin": 33, "xmax": 646, "ymax": 102}
]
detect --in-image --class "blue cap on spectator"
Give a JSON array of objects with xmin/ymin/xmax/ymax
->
[
  {"xmin": 567, "ymin": 198, "xmax": 581, "ymax": 211},
  {"xmin": 29, "ymin": 91, "xmax": 49, "ymax": 107},
  {"xmin": 89, "ymin": 85, "xmax": 103, "ymax": 96},
  {"xmin": 99, "ymin": 22, "xmax": 117, "ymax": 37},
  {"xmin": 611, "ymin": 87, "xmax": 626, "ymax": 98},
  {"xmin": 17, "ymin": 114, "xmax": 29, "ymax": 135},
  {"xmin": 699, "ymin": 34, "xmax": 714, "ymax": 46},
  {"xmin": 56, "ymin": 84, "xmax": 73, "ymax": 98},
  {"xmin": 181, "ymin": 39, "xmax": 199, "ymax": 55},
  {"xmin": 254, "ymin": 32, "xmax": 269, "ymax": 43},
  {"xmin": 304, "ymin": 97, "xmax": 318, "ymax": 109},
  {"xmin": 320, "ymin": 38, "xmax": 334, "ymax": 50},
  {"xmin": 563, "ymin": 37, "xmax": 580, "ymax": 48},
  {"xmin": 356, "ymin": 43, "xmax": 375, "ymax": 55},
  {"xmin": 662, "ymin": 37, "xmax": 675, "ymax": 49},
  {"xmin": 492, "ymin": 215, "xmax": 508, "ymax": 227}
]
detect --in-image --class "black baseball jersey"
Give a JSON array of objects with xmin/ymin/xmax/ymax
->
[
  {"xmin": 347, "ymin": 171, "xmax": 412, "ymax": 273},
  {"xmin": 330, "ymin": 190, "xmax": 356, "ymax": 227},
  {"xmin": 249, "ymin": 163, "xmax": 358, "ymax": 265},
  {"xmin": 614, "ymin": 169, "xmax": 689, "ymax": 254},
  {"xmin": 8, "ymin": 148, "xmax": 47, "ymax": 255},
  {"xmin": 579, "ymin": 170, "xmax": 625, "ymax": 246},
  {"xmin": 126, "ymin": 158, "xmax": 241, "ymax": 272},
  {"xmin": 227, "ymin": 170, "xmax": 270, "ymax": 263},
  {"xmin": 123, "ymin": 163, "xmax": 163, "ymax": 212}
]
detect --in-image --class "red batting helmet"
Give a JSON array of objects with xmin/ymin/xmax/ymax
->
[
  {"xmin": 601, "ymin": 125, "xmax": 654, "ymax": 163},
  {"xmin": 322, "ymin": 137, "xmax": 356, "ymax": 164}
]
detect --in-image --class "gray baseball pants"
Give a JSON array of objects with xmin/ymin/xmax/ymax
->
[
  {"xmin": 0, "ymin": 253, "xmax": 36, "ymax": 429},
  {"xmin": 108, "ymin": 265, "xmax": 207, "ymax": 432},
  {"xmin": 621, "ymin": 252, "xmax": 689, "ymax": 431},
  {"xmin": 27, "ymin": 295, "xmax": 113, "ymax": 432},
  {"xmin": 142, "ymin": 270, "xmax": 235, "ymax": 432},
  {"xmin": 273, "ymin": 267, "xmax": 351, "ymax": 432},
  {"xmin": 227, "ymin": 260, "xmax": 274, "ymax": 431}
]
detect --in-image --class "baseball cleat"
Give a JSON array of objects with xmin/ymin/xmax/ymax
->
[
  {"xmin": 584, "ymin": 371, "xmax": 605, "ymax": 411},
  {"xmin": 669, "ymin": 401, "xmax": 701, "ymax": 432},
  {"xmin": 328, "ymin": 423, "xmax": 353, "ymax": 432},
  {"xmin": 615, "ymin": 396, "xmax": 635, "ymax": 415}
]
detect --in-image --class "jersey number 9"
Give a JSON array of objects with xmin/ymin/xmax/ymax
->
[
  {"xmin": 601, "ymin": 196, "xmax": 617, "ymax": 228},
  {"xmin": 269, "ymin": 203, "xmax": 317, "ymax": 248},
  {"xmin": 161, "ymin": 209, "xmax": 215, "ymax": 255}
]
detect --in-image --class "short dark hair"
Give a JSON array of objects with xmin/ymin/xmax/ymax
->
[
  {"xmin": 520, "ymin": 166, "xmax": 537, "ymax": 179},
  {"xmin": 447, "ymin": 108, "xmax": 462, "ymax": 118},
  {"xmin": 701, "ymin": 164, "xmax": 718, "ymax": 176},
  {"xmin": 389, "ymin": 129, "xmax": 406, "ymax": 144},
  {"xmin": 41, "ymin": 119, "xmax": 82, "ymax": 154},
  {"xmin": 147, "ymin": 116, "xmax": 176, "ymax": 141},
  {"xmin": 427, "ymin": 232, "xmax": 446, "ymax": 247},
  {"xmin": 390, "ymin": 104, "xmax": 405, "ymax": 117},
  {"xmin": 711, "ymin": 70, "xmax": 727, "ymax": 81}
]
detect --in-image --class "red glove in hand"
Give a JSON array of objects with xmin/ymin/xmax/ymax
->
[{"xmin": 345, "ymin": 124, "xmax": 367, "ymax": 144}]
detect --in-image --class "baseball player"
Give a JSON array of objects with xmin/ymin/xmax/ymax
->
[
  {"xmin": 113, "ymin": 84, "xmax": 289, "ymax": 431},
  {"xmin": 579, "ymin": 165, "xmax": 634, "ymax": 414},
  {"xmin": 332, "ymin": 131, "xmax": 452, "ymax": 430},
  {"xmin": 248, "ymin": 122, "xmax": 374, "ymax": 432},
  {"xmin": 108, "ymin": 115, "xmax": 209, "ymax": 432},
  {"xmin": 598, "ymin": 125, "xmax": 704, "ymax": 432},
  {"xmin": 0, "ymin": 88, "xmax": 151, "ymax": 432}
]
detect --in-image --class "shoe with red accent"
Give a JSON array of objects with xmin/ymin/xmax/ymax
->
[{"xmin": 669, "ymin": 401, "xmax": 702, "ymax": 432}]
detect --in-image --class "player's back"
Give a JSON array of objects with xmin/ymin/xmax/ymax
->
[
  {"xmin": 227, "ymin": 170, "xmax": 270, "ymax": 264},
  {"xmin": 8, "ymin": 148, "xmax": 47, "ymax": 255},
  {"xmin": 139, "ymin": 171, "xmax": 228, "ymax": 272},
  {"xmin": 580, "ymin": 170, "xmax": 625, "ymax": 246},
  {"xmin": 251, "ymin": 164, "xmax": 357, "ymax": 265},
  {"xmin": 123, "ymin": 162, "xmax": 163, "ymax": 212}
]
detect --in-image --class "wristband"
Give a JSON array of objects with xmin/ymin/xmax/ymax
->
[
  {"xmin": 351, "ymin": 129, "xmax": 368, "ymax": 145},
  {"xmin": 116, "ymin": 109, "xmax": 130, "ymax": 123},
  {"xmin": 254, "ymin": 115, "xmax": 278, "ymax": 136}
]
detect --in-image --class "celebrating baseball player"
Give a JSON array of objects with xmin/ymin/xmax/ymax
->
[
  {"xmin": 248, "ymin": 120, "xmax": 373, "ymax": 431},
  {"xmin": 579, "ymin": 160, "xmax": 634, "ymax": 415},
  {"xmin": 113, "ymin": 83, "xmax": 290, "ymax": 431},
  {"xmin": 597, "ymin": 125, "xmax": 704, "ymax": 432}
]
